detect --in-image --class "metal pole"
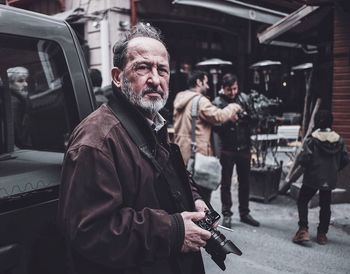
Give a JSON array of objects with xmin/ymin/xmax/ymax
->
[
  {"xmin": 301, "ymin": 69, "xmax": 313, "ymax": 138},
  {"xmin": 212, "ymin": 72, "xmax": 218, "ymax": 97}
]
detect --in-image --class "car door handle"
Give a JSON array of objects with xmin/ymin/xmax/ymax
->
[{"xmin": 0, "ymin": 244, "xmax": 22, "ymax": 273}]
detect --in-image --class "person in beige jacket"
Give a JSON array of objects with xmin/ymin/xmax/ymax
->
[{"xmin": 173, "ymin": 70, "xmax": 241, "ymax": 201}]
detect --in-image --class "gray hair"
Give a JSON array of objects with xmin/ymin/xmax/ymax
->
[
  {"xmin": 112, "ymin": 22, "xmax": 168, "ymax": 69},
  {"xmin": 7, "ymin": 66, "xmax": 29, "ymax": 82}
]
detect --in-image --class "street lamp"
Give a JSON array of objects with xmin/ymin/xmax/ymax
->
[
  {"xmin": 196, "ymin": 58, "xmax": 232, "ymax": 97},
  {"xmin": 249, "ymin": 60, "xmax": 281, "ymax": 93}
]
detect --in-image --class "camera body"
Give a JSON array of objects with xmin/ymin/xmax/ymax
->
[
  {"xmin": 237, "ymin": 110, "xmax": 249, "ymax": 120},
  {"xmin": 236, "ymin": 91, "xmax": 281, "ymax": 120},
  {"xmin": 195, "ymin": 209, "xmax": 221, "ymax": 231},
  {"xmin": 195, "ymin": 210, "xmax": 242, "ymax": 270}
]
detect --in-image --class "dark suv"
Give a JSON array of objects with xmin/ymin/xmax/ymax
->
[{"xmin": 0, "ymin": 5, "xmax": 95, "ymax": 273}]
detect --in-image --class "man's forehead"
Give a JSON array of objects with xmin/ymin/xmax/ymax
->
[
  {"xmin": 128, "ymin": 36, "xmax": 164, "ymax": 47},
  {"xmin": 126, "ymin": 37, "xmax": 169, "ymax": 61},
  {"xmin": 225, "ymin": 82, "xmax": 238, "ymax": 88},
  {"xmin": 12, "ymin": 74, "xmax": 28, "ymax": 81}
]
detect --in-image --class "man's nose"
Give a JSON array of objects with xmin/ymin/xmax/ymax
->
[{"xmin": 147, "ymin": 68, "xmax": 161, "ymax": 86}]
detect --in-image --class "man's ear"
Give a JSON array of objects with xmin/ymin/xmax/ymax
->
[{"xmin": 111, "ymin": 67, "xmax": 122, "ymax": 87}]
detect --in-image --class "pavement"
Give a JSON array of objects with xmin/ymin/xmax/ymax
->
[{"xmin": 201, "ymin": 177, "xmax": 350, "ymax": 274}]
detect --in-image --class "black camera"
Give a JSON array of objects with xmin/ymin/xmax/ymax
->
[
  {"xmin": 236, "ymin": 91, "xmax": 282, "ymax": 118},
  {"xmin": 237, "ymin": 110, "xmax": 249, "ymax": 120},
  {"xmin": 195, "ymin": 210, "xmax": 242, "ymax": 270}
]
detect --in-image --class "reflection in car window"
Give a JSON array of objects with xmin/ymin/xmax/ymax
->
[{"xmin": 0, "ymin": 34, "xmax": 78, "ymax": 202}]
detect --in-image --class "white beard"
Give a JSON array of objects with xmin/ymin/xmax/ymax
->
[{"xmin": 120, "ymin": 75, "xmax": 168, "ymax": 116}]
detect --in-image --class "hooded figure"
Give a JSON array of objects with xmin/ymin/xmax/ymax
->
[
  {"xmin": 297, "ymin": 117, "xmax": 349, "ymax": 190},
  {"xmin": 293, "ymin": 109, "xmax": 349, "ymax": 246}
]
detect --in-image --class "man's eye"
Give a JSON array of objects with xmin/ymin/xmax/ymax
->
[
  {"xmin": 136, "ymin": 65, "xmax": 150, "ymax": 74},
  {"xmin": 158, "ymin": 68, "xmax": 169, "ymax": 76}
]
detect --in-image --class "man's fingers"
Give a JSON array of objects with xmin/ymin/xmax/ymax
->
[
  {"xmin": 194, "ymin": 199, "xmax": 208, "ymax": 212},
  {"xmin": 189, "ymin": 211, "xmax": 205, "ymax": 221},
  {"xmin": 199, "ymin": 229, "xmax": 212, "ymax": 240},
  {"xmin": 194, "ymin": 238, "xmax": 208, "ymax": 247}
]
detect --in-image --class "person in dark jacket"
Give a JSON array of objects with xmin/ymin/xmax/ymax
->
[
  {"xmin": 89, "ymin": 68, "xmax": 108, "ymax": 106},
  {"xmin": 212, "ymin": 73, "xmax": 260, "ymax": 228},
  {"xmin": 7, "ymin": 66, "xmax": 32, "ymax": 148},
  {"xmin": 58, "ymin": 23, "xmax": 211, "ymax": 274},
  {"xmin": 292, "ymin": 109, "xmax": 349, "ymax": 245}
]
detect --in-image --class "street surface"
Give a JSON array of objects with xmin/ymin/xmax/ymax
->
[{"xmin": 202, "ymin": 182, "xmax": 350, "ymax": 274}]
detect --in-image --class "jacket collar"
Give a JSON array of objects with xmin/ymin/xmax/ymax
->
[
  {"xmin": 312, "ymin": 128, "xmax": 340, "ymax": 143},
  {"xmin": 110, "ymin": 83, "xmax": 161, "ymax": 148}
]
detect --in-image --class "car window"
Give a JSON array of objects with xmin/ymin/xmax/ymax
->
[{"xmin": 0, "ymin": 34, "xmax": 78, "ymax": 210}]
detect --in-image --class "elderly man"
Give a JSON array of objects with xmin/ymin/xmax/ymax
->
[
  {"xmin": 58, "ymin": 23, "xmax": 211, "ymax": 274},
  {"xmin": 7, "ymin": 66, "xmax": 31, "ymax": 147},
  {"xmin": 7, "ymin": 66, "xmax": 29, "ymax": 98}
]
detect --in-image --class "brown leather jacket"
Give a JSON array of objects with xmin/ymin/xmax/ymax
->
[{"xmin": 58, "ymin": 92, "xmax": 204, "ymax": 274}]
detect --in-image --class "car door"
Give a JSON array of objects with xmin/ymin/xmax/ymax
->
[{"xmin": 0, "ymin": 6, "xmax": 95, "ymax": 274}]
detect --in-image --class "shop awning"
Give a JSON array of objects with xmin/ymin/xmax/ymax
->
[
  {"xmin": 257, "ymin": 4, "xmax": 332, "ymax": 50},
  {"xmin": 172, "ymin": 0, "xmax": 287, "ymax": 24},
  {"xmin": 257, "ymin": 5, "xmax": 320, "ymax": 44}
]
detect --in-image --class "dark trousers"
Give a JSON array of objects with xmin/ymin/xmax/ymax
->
[
  {"xmin": 220, "ymin": 150, "xmax": 251, "ymax": 217},
  {"xmin": 297, "ymin": 184, "xmax": 332, "ymax": 234}
]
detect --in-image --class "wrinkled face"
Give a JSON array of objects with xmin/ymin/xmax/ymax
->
[
  {"xmin": 199, "ymin": 75, "xmax": 210, "ymax": 94},
  {"xmin": 112, "ymin": 37, "xmax": 170, "ymax": 117},
  {"xmin": 10, "ymin": 75, "xmax": 28, "ymax": 97},
  {"xmin": 223, "ymin": 82, "xmax": 238, "ymax": 100}
]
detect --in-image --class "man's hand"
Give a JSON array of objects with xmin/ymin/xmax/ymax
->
[
  {"xmin": 229, "ymin": 103, "xmax": 241, "ymax": 122},
  {"xmin": 230, "ymin": 103, "xmax": 242, "ymax": 114},
  {"xmin": 195, "ymin": 200, "xmax": 219, "ymax": 228},
  {"xmin": 231, "ymin": 113, "xmax": 239, "ymax": 122},
  {"xmin": 194, "ymin": 199, "xmax": 208, "ymax": 212},
  {"xmin": 180, "ymin": 211, "xmax": 211, "ymax": 253}
]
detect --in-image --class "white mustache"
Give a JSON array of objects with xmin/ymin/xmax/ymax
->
[{"xmin": 142, "ymin": 89, "xmax": 163, "ymax": 97}]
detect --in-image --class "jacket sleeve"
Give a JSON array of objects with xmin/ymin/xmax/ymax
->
[
  {"xmin": 198, "ymin": 96, "xmax": 236, "ymax": 125},
  {"xmin": 297, "ymin": 138, "xmax": 313, "ymax": 168},
  {"xmin": 212, "ymin": 97, "xmax": 227, "ymax": 134},
  {"xmin": 58, "ymin": 145, "xmax": 184, "ymax": 269}
]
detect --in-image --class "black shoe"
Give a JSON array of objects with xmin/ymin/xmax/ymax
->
[
  {"xmin": 240, "ymin": 214, "xmax": 260, "ymax": 227},
  {"xmin": 222, "ymin": 216, "xmax": 232, "ymax": 228}
]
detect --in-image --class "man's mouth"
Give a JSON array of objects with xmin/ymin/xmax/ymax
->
[{"xmin": 143, "ymin": 90, "xmax": 163, "ymax": 98}]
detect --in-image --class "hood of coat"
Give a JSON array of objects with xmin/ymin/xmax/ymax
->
[
  {"xmin": 173, "ymin": 90, "xmax": 199, "ymax": 112},
  {"xmin": 311, "ymin": 129, "xmax": 342, "ymax": 155}
]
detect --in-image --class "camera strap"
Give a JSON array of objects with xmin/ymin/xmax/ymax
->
[
  {"xmin": 107, "ymin": 96, "xmax": 191, "ymax": 212},
  {"xmin": 190, "ymin": 95, "xmax": 202, "ymax": 158}
]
